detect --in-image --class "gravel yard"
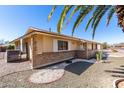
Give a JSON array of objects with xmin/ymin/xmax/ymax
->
[
  {"xmin": 0, "ymin": 52, "xmax": 5, "ymax": 59},
  {"xmin": 0, "ymin": 56, "xmax": 124, "ymax": 88},
  {"xmin": 0, "ymin": 52, "xmax": 31, "ymax": 77},
  {"xmin": 0, "ymin": 60, "xmax": 31, "ymax": 77}
]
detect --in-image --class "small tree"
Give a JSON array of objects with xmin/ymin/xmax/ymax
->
[
  {"xmin": 102, "ymin": 42, "xmax": 108, "ymax": 49},
  {"xmin": 7, "ymin": 45, "xmax": 15, "ymax": 50},
  {"xmin": 96, "ymin": 51, "xmax": 103, "ymax": 62}
]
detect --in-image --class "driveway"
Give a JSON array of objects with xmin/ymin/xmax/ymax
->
[{"xmin": 0, "ymin": 52, "xmax": 31, "ymax": 77}]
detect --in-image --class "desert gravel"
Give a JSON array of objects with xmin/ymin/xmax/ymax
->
[
  {"xmin": 0, "ymin": 58, "xmax": 31, "ymax": 77},
  {"xmin": 29, "ymin": 63, "xmax": 68, "ymax": 84},
  {"xmin": 1, "ymin": 57, "xmax": 124, "ymax": 88}
]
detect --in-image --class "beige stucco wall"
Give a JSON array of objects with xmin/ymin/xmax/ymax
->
[
  {"xmin": 77, "ymin": 42, "xmax": 86, "ymax": 50},
  {"xmin": 32, "ymin": 34, "xmax": 96, "ymax": 54},
  {"xmin": 35, "ymin": 35, "xmax": 43, "ymax": 54},
  {"xmin": 36, "ymin": 35, "xmax": 80, "ymax": 53},
  {"xmin": 87, "ymin": 43, "xmax": 98, "ymax": 50},
  {"xmin": 15, "ymin": 41, "xmax": 20, "ymax": 50},
  {"xmin": 42, "ymin": 35, "xmax": 53, "ymax": 52},
  {"xmin": 93, "ymin": 44, "xmax": 97, "ymax": 50},
  {"xmin": 87, "ymin": 43, "xmax": 92, "ymax": 50},
  {"xmin": 27, "ymin": 38, "xmax": 32, "ymax": 60},
  {"xmin": 97, "ymin": 44, "xmax": 101, "ymax": 50},
  {"xmin": 70, "ymin": 41, "xmax": 78, "ymax": 50}
]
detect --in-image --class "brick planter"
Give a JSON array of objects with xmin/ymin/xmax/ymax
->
[{"xmin": 6, "ymin": 50, "xmax": 21, "ymax": 62}]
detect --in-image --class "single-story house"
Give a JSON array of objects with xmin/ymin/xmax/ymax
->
[
  {"xmin": 10, "ymin": 27, "xmax": 102, "ymax": 69},
  {"xmin": 0, "ymin": 44, "xmax": 7, "ymax": 52}
]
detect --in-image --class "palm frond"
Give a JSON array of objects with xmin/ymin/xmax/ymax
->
[
  {"xmin": 63, "ymin": 5, "xmax": 74, "ymax": 22},
  {"xmin": 85, "ymin": 16, "xmax": 93, "ymax": 31},
  {"xmin": 47, "ymin": 6, "xmax": 57, "ymax": 22},
  {"xmin": 65, "ymin": 5, "xmax": 82, "ymax": 27},
  {"xmin": 91, "ymin": 6, "xmax": 105, "ymax": 28},
  {"xmin": 47, "ymin": 5, "xmax": 116, "ymax": 39},
  {"xmin": 92, "ymin": 6, "xmax": 111, "ymax": 39},
  {"xmin": 106, "ymin": 7, "xmax": 115, "ymax": 26},
  {"xmin": 57, "ymin": 6, "xmax": 71, "ymax": 34},
  {"xmin": 72, "ymin": 6, "xmax": 94, "ymax": 36}
]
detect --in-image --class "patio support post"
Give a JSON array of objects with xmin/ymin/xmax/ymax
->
[
  {"xmin": 31, "ymin": 34, "xmax": 37, "ymax": 68},
  {"xmin": 20, "ymin": 38, "xmax": 23, "ymax": 52}
]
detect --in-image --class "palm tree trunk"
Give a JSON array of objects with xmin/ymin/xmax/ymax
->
[{"xmin": 116, "ymin": 5, "xmax": 124, "ymax": 32}]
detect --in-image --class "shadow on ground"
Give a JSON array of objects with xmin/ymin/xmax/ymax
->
[
  {"xmin": 64, "ymin": 62, "xmax": 93, "ymax": 75},
  {"xmin": 111, "ymin": 75, "xmax": 124, "ymax": 78},
  {"xmin": 105, "ymin": 70, "xmax": 124, "ymax": 74},
  {"xmin": 7, "ymin": 59, "xmax": 29, "ymax": 63},
  {"xmin": 105, "ymin": 65, "xmax": 124, "ymax": 78},
  {"xmin": 120, "ymin": 65, "xmax": 124, "ymax": 67}
]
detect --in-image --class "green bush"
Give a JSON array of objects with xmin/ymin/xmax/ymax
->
[
  {"xmin": 96, "ymin": 51, "xmax": 102, "ymax": 62},
  {"xmin": 7, "ymin": 45, "xmax": 15, "ymax": 50}
]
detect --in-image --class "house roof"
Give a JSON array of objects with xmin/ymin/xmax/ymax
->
[
  {"xmin": 115, "ymin": 43, "xmax": 124, "ymax": 47},
  {"xmin": 10, "ymin": 27, "xmax": 102, "ymax": 44}
]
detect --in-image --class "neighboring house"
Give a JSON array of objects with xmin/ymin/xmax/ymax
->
[
  {"xmin": 10, "ymin": 27, "xmax": 102, "ymax": 68},
  {"xmin": 0, "ymin": 44, "xmax": 7, "ymax": 52},
  {"xmin": 114, "ymin": 43, "xmax": 124, "ymax": 48}
]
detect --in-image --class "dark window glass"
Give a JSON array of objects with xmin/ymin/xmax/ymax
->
[{"xmin": 58, "ymin": 40, "xmax": 68, "ymax": 50}]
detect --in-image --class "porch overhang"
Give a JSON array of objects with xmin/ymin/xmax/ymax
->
[{"xmin": 10, "ymin": 27, "xmax": 102, "ymax": 46}]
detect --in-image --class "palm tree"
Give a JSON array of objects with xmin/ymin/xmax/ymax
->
[
  {"xmin": 47, "ymin": 5, "xmax": 124, "ymax": 39},
  {"xmin": 116, "ymin": 6, "xmax": 124, "ymax": 31}
]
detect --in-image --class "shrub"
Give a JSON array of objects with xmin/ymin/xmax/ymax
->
[
  {"xmin": 96, "ymin": 51, "xmax": 102, "ymax": 62},
  {"xmin": 102, "ymin": 42, "xmax": 108, "ymax": 49},
  {"xmin": 7, "ymin": 45, "xmax": 15, "ymax": 50}
]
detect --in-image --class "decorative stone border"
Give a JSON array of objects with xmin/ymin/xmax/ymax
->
[
  {"xmin": 29, "ymin": 63, "xmax": 69, "ymax": 84},
  {"xmin": 29, "ymin": 69, "xmax": 65, "ymax": 84},
  {"xmin": 113, "ymin": 78, "xmax": 124, "ymax": 88}
]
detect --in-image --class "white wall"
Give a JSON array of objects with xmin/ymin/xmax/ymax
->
[
  {"xmin": 53, "ymin": 39, "xmax": 58, "ymax": 52},
  {"xmin": 97, "ymin": 44, "xmax": 101, "ymax": 50}
]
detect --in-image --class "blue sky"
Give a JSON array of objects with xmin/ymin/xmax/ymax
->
[{"xmin": 0, "ymin": 5, "xmax": 124, "ymax": 44}]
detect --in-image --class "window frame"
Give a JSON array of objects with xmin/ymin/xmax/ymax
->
[{"xmin": 58, "ymin": 40, "xmax": 68, "ymax": 51}]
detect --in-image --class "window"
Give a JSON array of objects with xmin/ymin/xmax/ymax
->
[{"xmin": 58, "ymin": 40, "xmax": 68, "ymax": 50}]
